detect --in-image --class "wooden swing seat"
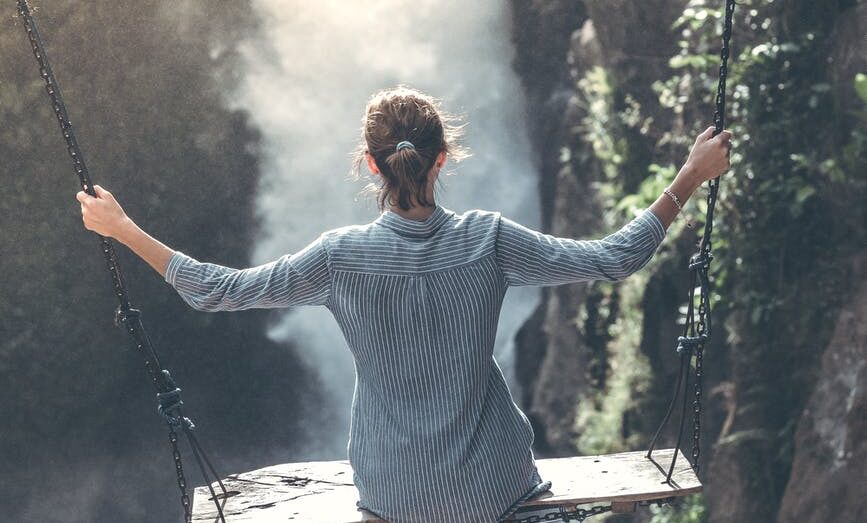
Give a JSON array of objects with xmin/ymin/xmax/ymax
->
[{"xmin": 191, "ymin": 448, "xmax": 701, "ymax": 522}]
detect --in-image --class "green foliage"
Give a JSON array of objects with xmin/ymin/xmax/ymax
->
[
  {"xmin": 561, "ymin": 0, "xmax": 865, "ymax": 519},
  {"xmin": 855, "ymin": 73, "xmax": 867, "ymax": 103},
  {"xmin": 574, "ymin": 274, "xmax": 653, "ymax": 454},
  {"xmin": 576, "ymin": 66, "xmax": 626, "ymax": 182},
  {"xmin": 649, "ymin": 495, "xmax": 708, "ymax": 523}
]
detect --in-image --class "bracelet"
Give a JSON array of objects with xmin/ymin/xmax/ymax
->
[{"xmin": 663, "ymin": 188, "xmax": 683, "ymax": 211}]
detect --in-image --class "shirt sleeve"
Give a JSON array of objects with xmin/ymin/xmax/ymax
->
[
  {"xmin": 164, "ymin": 233, "xmax": 332, "ymax": 311},
  {"xmin": 495, "ymin": 209, "xmax": 666, "ymax": 287}
]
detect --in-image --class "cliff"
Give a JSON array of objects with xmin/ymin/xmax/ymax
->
[{"xmin": 508, "ymin": 0, "xmax": 867, "ymax": 521}]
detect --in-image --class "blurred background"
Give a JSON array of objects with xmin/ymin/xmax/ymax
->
[{"xmin": 0, "ymin": 1, "xmax": 864, "ymax": 522}]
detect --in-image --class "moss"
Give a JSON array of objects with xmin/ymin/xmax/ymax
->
[{"xmin": 574, "ymin": 273, "xmax": 655, "ymax": 454}]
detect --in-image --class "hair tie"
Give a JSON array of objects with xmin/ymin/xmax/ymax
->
[{"xmin": 396, "ymin": 140, "xmax": 415, "ymax": 152}]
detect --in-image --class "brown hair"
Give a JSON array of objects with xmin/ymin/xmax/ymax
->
[{"xmin": 351, "ymin": 86, "xmax": 468, "ymax": 212}]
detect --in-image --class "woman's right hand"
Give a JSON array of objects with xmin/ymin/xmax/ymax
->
[
  {"xmin": 684, "ymin": 126, "xmax": 732, "ymax": 183},
  {"xmin": 650, "ymin": 126, "xmax": 734, "ymax": 230},
  {"xmin": 76, "ymin": 184, "xmax": 132, "ymax": 239}
]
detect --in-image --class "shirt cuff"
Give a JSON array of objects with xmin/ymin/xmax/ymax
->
[
  {"xmin": 164, "ymin": 250, "xmax": 190, "ymax": 287},
  {"xmin": 641, "ymin": 208, "xmax": 667, "ymax": 244}
]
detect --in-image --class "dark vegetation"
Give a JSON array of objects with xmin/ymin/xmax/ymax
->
[{"xmin": 0, "ymin": 2, "xmax": 329, "ymax": 521}]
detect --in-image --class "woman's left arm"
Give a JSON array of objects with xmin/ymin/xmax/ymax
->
[
  {"xmin": 77, "ymin": 185, "xmax": 175, "ymax": 277},
  {"xmin": 163, "ymin": 238, "xmax": 331, "ymax": 311}
]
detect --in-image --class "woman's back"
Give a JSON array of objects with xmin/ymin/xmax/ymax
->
[
  {"xmin": 329, "ymin": 205, "xmax": 539, "ymax": 523},
  {"xmin": 164, "ymin": 202, "xmax": 665, "ymax": 522}
]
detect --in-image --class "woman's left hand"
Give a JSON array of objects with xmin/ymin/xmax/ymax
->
[{"xmin": 76, "ymin": 185, "xmax": 132, "ymax": 239}]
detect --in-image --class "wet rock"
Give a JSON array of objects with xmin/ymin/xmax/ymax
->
[{"xmin": 778, "ymin": 254, "xmax": 867, "ymax": 523}]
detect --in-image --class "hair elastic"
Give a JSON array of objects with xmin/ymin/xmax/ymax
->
[{"xmin": 396, "ymin": 140, "xmax": 415, "ymax": 152}]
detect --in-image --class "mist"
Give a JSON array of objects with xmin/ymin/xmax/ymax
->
[
  {"xmin": 0, "ymin": 2, "xmax": 542, "ymax": 521},
  {"xmin": 226, "ymin": 0, "xmax": 543, "ymax": 458}
]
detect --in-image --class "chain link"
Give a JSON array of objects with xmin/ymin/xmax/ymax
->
[
  {"xmin": 507, "ymin": 496, "xmax": 682, "ymax": 523},
  {"xmin": 170, "ymin": 427, "xmax": 193, "ymax": 523},
  {"xmin": 507, "ymin": 503, "xmax": 612, "ymax": 523}
]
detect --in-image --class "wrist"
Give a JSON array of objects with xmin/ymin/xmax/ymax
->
[
  {"xmin": 674, "ymin": 163, "xmax": 703, "ymax": 194},
  {"xmin": 115, "ymin": 216, "xmax": 138, "ymax": 244}
]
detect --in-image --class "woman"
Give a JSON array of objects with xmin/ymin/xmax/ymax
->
[{"xmin": 77, "ymin": 86, "xmax": 731, "ymax": 523}]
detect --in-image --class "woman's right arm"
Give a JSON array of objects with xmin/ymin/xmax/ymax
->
[
  {"xmin": 648, "ymin": 126, "xmax": 732, "ymax": 229},
  {"xmin": 496, "ymin": 208, "xmax": 666, "ymax": 286},
  {"xmin": 496, "ymin": 126, "xmax": 732, "ymax": 287}
]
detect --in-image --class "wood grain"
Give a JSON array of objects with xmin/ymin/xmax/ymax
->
[{"xmin": 192, "ymin": 448, "xmax": 701, "ymax": 522}]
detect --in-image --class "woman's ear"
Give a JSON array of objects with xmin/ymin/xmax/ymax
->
[
  {"xmin": 430, "ymin": 151, "xmax": 447, "ymax": 184},
  {"xmin": 366, "ymin": 152, "xmax": 381, "ymax": 175},
  {"xmin": 436, "ymin": 150, "xmax": 446, "ymax": 169}
]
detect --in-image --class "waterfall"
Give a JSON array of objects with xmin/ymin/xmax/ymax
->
[{"xmin": 227, "ymin": 0, "xmax": 541, "ymax": 458}]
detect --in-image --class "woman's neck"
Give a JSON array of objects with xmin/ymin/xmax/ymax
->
[{"xmin": 388, "ymin": 203, "xmax": 436, "ymax": 222}]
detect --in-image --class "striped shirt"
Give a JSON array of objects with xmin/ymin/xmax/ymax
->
[{"xmin": 165, "ymin": 204, "xmax": 666, "ymax": 523}]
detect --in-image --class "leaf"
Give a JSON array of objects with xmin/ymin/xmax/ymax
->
[
  {"xmin": 795, "ymin": 186, "xmax": 816, "ymax": 204},
  {"xmin": 855, "ymin": 73, "xmax": 867, "ymax": 104}
]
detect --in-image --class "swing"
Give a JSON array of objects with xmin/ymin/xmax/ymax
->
[{"xmin": 18, "ymin": 0, "xmax": 735, "ymax": 520}]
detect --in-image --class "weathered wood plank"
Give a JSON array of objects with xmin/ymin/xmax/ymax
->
[
  {"xmin": 191, "ymin": 460, "xmax": 382, "ymax": 522},
  {"xmin": 523, "ymin": 449, "xmax": 702, "ymax": 507},
  {"xmin": 192, "ymin": 448, "xmax": 701, "ymax": 522}
]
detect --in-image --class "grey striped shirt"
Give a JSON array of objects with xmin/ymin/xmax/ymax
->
[{"xmin": 165, "ymin": 205, "xmax": 666, "ymax": 523}]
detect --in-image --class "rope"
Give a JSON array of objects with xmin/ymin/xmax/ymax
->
[
  {"xmin": 157, "ymin": 370, "xmax": 195, "ymax": 430},
  {"xmin": 647, "ymin": 0, "xmax": 736, "ymax": 481},
  {"xmin": 16, "ymin": 2, "xmax": 227, "ymax": 521}
]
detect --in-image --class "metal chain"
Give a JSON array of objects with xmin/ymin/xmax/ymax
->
[
  {"xmin": 507, "ymin": 503, "xmax": 612, "ymax": 523},
  {"xmin": 692, "ymin": 343, "xmax": 704, "ymax": 468},
  {"xmin": 170, "ymin": 427, "xmax": 193, "ymax": 522},
  {"xmin": 647, "ymin": 0, "xmax": 735, "ymax": 482},
  {"xmin": 507, "ymin": 497, "xmax": 680, "ymax": 523},
  {"xmin": 16, "ymin": 2, "xmax": 226, "ymax": 521},
  {"xmin": 692, "ymin": 0, "xmax": 735, "ymax": 473}
]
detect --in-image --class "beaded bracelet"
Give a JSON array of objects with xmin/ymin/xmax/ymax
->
[{"xmin": 663, "ymin": 188, "xmax": 683, "ymax": 211}]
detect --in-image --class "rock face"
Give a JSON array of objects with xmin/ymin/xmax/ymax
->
[
  {"xmin": 508, "ymin": 0, "xmax": 685, "ymax": 457},
  {"xmin": 775, "ymin": 6, "xmax": 867, "ymax": 519},
  {"xmin": 509, "ymin": 0, "xmax": 596, "ymax": 456},
  {"xmin": 705, "ymin": 3, "xmax": 867, "ymax": 522},
  {"xmin": 777, "ymin": 255, "xmax": 867, "ymax": 523}
]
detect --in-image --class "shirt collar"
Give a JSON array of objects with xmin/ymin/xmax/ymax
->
[{"xmin": 374, "ymin": 204, "xmax": 452, "ymax": 238}]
